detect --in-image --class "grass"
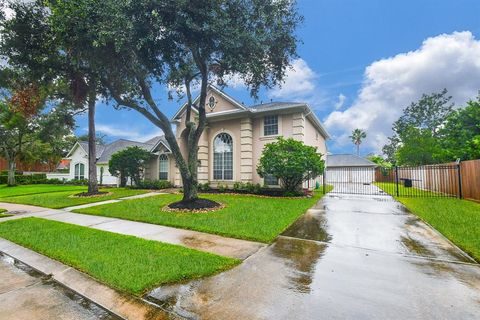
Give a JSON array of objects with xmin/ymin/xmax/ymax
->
[
  {"xmin": 0, "ymin": 217, "xmax": 238, "ymax": 295},
  {"xmin": 0, "ymin": 184, "xmax": 86, "ymax": 198},
  {"xmin": 0, "ymin": 187, "xmax": 148, "ymax": 209},
  {"xmin": 75, "ymin": 186, "xmax": 332, "ymax": 243},
  {"xmin": 375, "ymin": 182, "xmax": 439, "ymax": 197},
  {"xmin": 0, "ymin": 208, "xmax": 12, "ymax": 218},
  {"xmin": 376, "ymin": 182, "xmax": 480, "ymax": 261}
]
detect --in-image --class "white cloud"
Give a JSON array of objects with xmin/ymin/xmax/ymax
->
[
  {"xmin": 334, "ymin": 94, "xmax": 346, "ymax": 110},
  {"xmin": 324, "ymin": 31, "xmax": 480, "ymax": 153},
  {"xmin": 93, "ymin": 124, "xmax": 163, "ymax": 143},
  {"xmin": 268, "ymin": 58, "xmax": 317, "ymax": 99}
]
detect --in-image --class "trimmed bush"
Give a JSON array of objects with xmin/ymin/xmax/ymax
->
[{"xmin": 134, "ymin": 179, "xmax": 173, "ymax": 190}]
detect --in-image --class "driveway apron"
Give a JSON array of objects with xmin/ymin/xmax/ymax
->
[{"xmin": 146, "ymin": 193, "xmax": 480, "ymax": 320}]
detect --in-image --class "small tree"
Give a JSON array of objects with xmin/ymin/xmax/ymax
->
[
  {"xmin": 108, "ymin": 147, "xmax": 151, "ymax": 187},
  {"xmin": 349, "ymin": 128, "xmax": 367, "ymax": 156},
  {"xmin": 257, "ymin": 138, "xmax": 324, "ymax": 194},
  {"xmin": 0, "ymin": 83, "xmax": 74, "ymax": 185}
]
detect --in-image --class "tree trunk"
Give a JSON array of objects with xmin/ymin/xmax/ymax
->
[
  {"xmin": 356, "ymin": 144, "xmax": 360, "ymax": 156},
  {"xmin": 7, "ymin": 157, "xmax": 16, "ymax": 186},
  {"xmin": 182, "ymin": 176, "xmax": 198, "ymax": 201},
  {"xmin": 87, "ymin": 91, "xmax": 98, "ymax": 194}
]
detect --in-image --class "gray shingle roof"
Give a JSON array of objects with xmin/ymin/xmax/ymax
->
[
  {"xmin": 326, "ymin": 154, "xmax": 377, "ymax": 167},
  {"xmin": 249, "ymin": 101, "xmax": 304, "ymax": 111},
  {"xmin": 77, "ymin": 135, "xmax": 169, "ymax": 163}
]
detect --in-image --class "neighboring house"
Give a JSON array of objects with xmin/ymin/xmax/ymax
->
[
  {"xmin": 57, "ymin": 137, "xmax": 170, "ymax": 185},
  {"xmin": 325, "ymin": 154, "xmax": 377, "ymax": 183},
  {"xmin": 54, "ymin": 85, "xmax": 330, "ymax": 187}
]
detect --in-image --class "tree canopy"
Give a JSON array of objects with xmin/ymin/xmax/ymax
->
[
  {"xmin": 383, "ymin": 90, "xmax": 480, "ymax": 165},
  {"xmin": 0, "ymin": 82, "xmax": 74, "ymax": 185},
  {"xmin": 257, "ymin": 137, "xmax": 324, "ymax": 194},
  {"xmin": 25, "ymin": 0, "xmax": 302, "ymax": 203}
]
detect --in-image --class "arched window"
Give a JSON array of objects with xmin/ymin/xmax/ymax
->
[
  {"xmin": 74, "ymin": 163, "xmax": 85, "ymax": 180},
  {"xmin": 213, "ymin": 133, "xmax": 233, "ymax": 180},
  {"xmin": 159, "ymin": 154, "xmax": 168, "ymax": 180}
]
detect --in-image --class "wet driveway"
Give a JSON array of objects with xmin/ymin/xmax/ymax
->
[{"xmin": 147, "ymin": 193, "xmax": 480, "ymax": 320}]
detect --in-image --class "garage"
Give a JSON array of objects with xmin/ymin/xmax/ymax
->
[{"xmin": 325, "ymin": 154, "xmax": 379, "ymax": 194}]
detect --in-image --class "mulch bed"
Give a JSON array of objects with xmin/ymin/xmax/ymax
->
[
  {"xmin": 164, "ymin": 198, "xmax": 225, "ymax": 213},
  {"xmin": 70, "ymin": 191, "xmax": 112, "ymax": 198}
]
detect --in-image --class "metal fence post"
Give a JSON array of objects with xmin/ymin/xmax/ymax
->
[
  {"xmin": 323, "ymin": 170, "xmax": 326, "ymax": 194},
  {"xmin": 457, "ymin": 163, "xmax": 463, "ymax": 199},
  {"xmin": 395, "ymin": 166, "xmax": 399, "ymax": 197}
]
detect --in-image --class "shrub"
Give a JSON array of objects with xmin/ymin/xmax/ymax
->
[
  {"xmin": 217, "ymin": 183, "xmax": 227, "ymax": 192},
  {"xmin": 233, "ymin": 181, "xmax": 242, "ymax": 191},
  {"xmin": 257, "ymin": 137, "xmax": 324, "ymax": 193},
  {"xmin": 109, "ymin": 146, "xmax": 152, "ymax": 187},
  {"xmin": 134, "ymin": 179, "xmax": 173, "ymax": 190},
  {"xmin": 198, "ymin": 182, "xmax": 211, "ymax": 191}
]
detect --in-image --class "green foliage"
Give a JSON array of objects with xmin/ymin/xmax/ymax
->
[
  {"xmin": 0, "ymin": 98, "xmax": 74, "ymax": 186},
  {"xmin": 134, "ymin": 179, "xmax": 173, "ymax": 190},
  {"xmin": 349, "ymin": 128, "xmax": 367, "ymax": 155},
  {"xmin": 10, "ymin": 0, "xmax": 302, "ymax": 201},
  {"xmin": 257, "ymin": 137, "xmax": 324, "ymax": 193},
  {"xmin": 108, "ymin": 146, "xmax": 152, "ymax": 187},
  {"xmin": 231, "ymin": 181, "xmax": 262, "ymax": 194},
  {"xmin": 217, "ymin": 184, "xmax": 228, "ymax": 192},
  {"xmin": 0, "ymin": 187, "xmax": 146, "ymax": 209},
  {"xmin": 438, "ymin": 98, "xmax": 480, "ymax": 161},
  {"xmin": 366, "ymin": 155, "xmax": 392, "ymax": 169},
  {"xmin": 0, "ymin": 173, "xmax": 47, "ymax": 185},
  {"xmin": 0, "ymin": 218, "xmax": 238, "ymax": 295},
  {"xmin": 198, "ymin": 182, "xmax": 211, "ymax": 191},
  {"xmin": 384, "ymin": 90, "xmax": 480, "ymax": 165}
]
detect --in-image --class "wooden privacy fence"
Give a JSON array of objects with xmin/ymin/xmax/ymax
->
[
  {"xmin": 373, "ymin": 160, "xmax": 480, "ymax": 201},
  {"xmin": 0, "ymin": 158, "xmax": 53, "ymax": 172},
  {"xmin": 459, "ymin": 159, "xmax": 480, "ymax": 202}
]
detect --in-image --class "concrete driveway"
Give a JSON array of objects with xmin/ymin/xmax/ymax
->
[{"xmin": 147, "ymin": 193, "xmax": 480, "ymax": 320}]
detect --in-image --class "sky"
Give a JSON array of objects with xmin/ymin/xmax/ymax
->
[{"xmin": 75, "ymin": 0, "xmax": 480, "ymax": 156}]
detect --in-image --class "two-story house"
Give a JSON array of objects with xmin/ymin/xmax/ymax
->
[{"xmin": 57, "ymin": 85, "xmax": 329, "ymax": 188}]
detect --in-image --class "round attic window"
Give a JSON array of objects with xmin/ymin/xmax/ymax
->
[{"xmin": 208, "ymin": 96, "xmax": 217, "ymax": 111}]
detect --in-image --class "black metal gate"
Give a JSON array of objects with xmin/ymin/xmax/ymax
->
[{"xmin": 323, "ymin": 164, "xmax": 462, "ymax": 198}]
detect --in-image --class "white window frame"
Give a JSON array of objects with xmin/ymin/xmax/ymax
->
[
  {"xmin": 263, "ymin": 115, "xmax": 279, "ymax": 136},
  {"xmin": 213, "ymin": 132, "xmax": 234, "ymax": 181},
  {"xmin": 158, "ymin": 154, "xmax": 169, "ymax": 180},
  {"xmin": 74, "ymin": 163, "xmax": 85, "ymax": 180}
]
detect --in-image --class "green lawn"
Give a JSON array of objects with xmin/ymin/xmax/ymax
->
[
  {"xmin": 0, "ymin": 217, "xmax": 238, "ymax": 295},
  {"xmin": 75, "ymin": 187, "xmax": 332, "ymax": 243},
  {"xmin": 376, "ymin": 182, "xmax": 480, "ymax": 261},
  {"xmin": 0, "ymin": 184, "xmax": 86, "ymax": 198},
  {"xmin": 0, "ymin": 208, "xmax": 12, "ymax": 218},
  {"xmin": 0, "ymin": 187, "xmax": 147, "ymax": 209},
  {"xmin": 375, "ymin": 182, "xmax": 439, "ymax": 197}
]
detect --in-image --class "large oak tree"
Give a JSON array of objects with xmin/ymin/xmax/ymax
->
[{"xmin": 42, "ymin": 0, "xmax": 303, "ymax": 203}]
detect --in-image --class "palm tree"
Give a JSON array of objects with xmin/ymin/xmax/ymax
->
[{"xmin": 350, "ymin": 129, "xmax": 367, "ymax": 156}]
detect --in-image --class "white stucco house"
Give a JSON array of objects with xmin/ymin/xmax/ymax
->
[{"xmin": 50, "ymin": 85, "xmax": 330, "ymax": 188}]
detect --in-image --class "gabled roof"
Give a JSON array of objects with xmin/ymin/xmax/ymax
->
[
  {"xmin": 65, "ymin": 135, "xmax": 170, "ymax": 164},
  {"xmin": 171, "ymin": 86, "xmax": 330, "ymax": 139},
  {"xmin": 326, "ymin": 154, "xmax": 377, "ymax": 167},
  {"xmin": 171, "ymin": 84, "xmax": 247, "ymax": 122}
]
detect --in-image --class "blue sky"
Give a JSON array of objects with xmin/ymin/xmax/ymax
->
[{"xmin": 76, "ymin": 0, "xmax": 480, "ymax": 155}]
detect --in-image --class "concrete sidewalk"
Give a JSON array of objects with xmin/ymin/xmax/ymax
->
[{"xmin": 0, "ymin": 201, "xmax": 264, "ymax": 260}]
